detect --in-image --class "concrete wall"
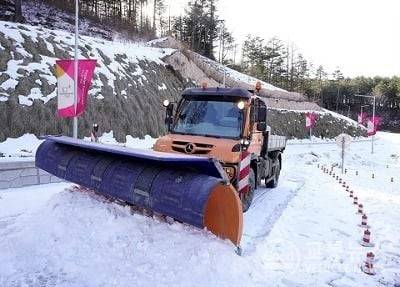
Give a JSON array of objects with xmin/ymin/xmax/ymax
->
[{"xmin": 0, "ymin": 160, "xmax": 63, "ymax": 189}]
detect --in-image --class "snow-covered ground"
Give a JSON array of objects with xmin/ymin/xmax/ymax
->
[{"xmin": 0, "ymin": 132, "xmax": 399, "ymax": 286}]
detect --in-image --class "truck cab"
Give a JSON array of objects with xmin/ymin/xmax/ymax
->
[{"xmin": 153, "ymin": 87, "xmax": 286, "ymax": 211}]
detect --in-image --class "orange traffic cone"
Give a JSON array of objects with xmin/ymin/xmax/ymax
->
[
  {"xmin": 357, "ymin": 204, "xmax": 364, "ymax": 214},
  {"xmin": 358, "ymin": 214, "xmax": 370, "ymax": 228},
  {"xmin": 360, "ymin": 229, "xmax": 375, "ymax": 247},
  {"xmin": 361, "ymin": 252, "xmax": 376, "ymax": 275}
]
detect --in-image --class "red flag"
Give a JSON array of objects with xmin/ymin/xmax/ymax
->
[
  {"xmin": 305, "ymin": 112, "xmax": 317, "ymax": 129},
  {"xmin": 367, "ymin": 116, "xmax": 380, "ymax": 136},
  {"xmin": 357, "ymin": 112, "xmax": 367, "ymax": 124}
]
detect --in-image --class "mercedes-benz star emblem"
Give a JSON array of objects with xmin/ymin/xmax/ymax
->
[{"xmin": 185, "ymin": 143, "xmax": 195, "ymax": 154}]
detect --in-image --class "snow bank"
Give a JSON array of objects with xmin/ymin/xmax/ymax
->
[
  {"xmin": 0, "ymin": 133, "xmax": 43, "ymax": 159},
  {"xmin": 1, "ymin": 132, "xmax": 156, "ymax": 160}
]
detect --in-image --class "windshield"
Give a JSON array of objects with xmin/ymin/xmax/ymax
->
[{"xmin": 172, "ymin": 99, "xmax": 243, "ymax": 138}]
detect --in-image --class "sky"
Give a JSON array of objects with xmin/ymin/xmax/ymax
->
[{"xmin": 168, "ymin": 0, "xmax": 400, "ymax": 78}]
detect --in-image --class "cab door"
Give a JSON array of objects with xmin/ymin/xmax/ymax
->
[{"xmin": 248, "ymin": 98, "xmax": 267, "ymax": 156}]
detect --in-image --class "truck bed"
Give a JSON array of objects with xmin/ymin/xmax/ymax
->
[{"xmin": 268, "ymin": 135, "xmax": 287, "ymax": 151}]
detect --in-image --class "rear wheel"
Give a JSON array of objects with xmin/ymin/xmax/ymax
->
[
  {"xmin": 266, "ymin": 158, "xmax": 281, "ymax": 188},
  {"xmin": 241, "ymin": 169, "xmax": 255, "ymax": 212}
]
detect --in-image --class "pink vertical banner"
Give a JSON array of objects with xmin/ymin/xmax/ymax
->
[
  {"xmin": 305, "ymin": 112, "xmax": 317, "ymax": 129},
  {"xmin": 55, "ymin": 59, "xmax": 97, "ymax": 118},
  {"xmin": 357, "ymin": 112, "xmax": 367, "ymax": 124},
  {"xmin": 367, "ymin": 116, "xmax": 380, "ymax": 136}
]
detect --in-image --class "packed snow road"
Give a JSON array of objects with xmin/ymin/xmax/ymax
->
[{"xmin": 0, "ymin": 132, "xmax": 399, "ymax": 286}]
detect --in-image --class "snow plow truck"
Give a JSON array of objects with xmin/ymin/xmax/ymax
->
[{"xmin": 35, "ymin": 86, "xmax": 286, "ymax": 249}]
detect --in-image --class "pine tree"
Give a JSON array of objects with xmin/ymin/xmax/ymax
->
[{"xmin": 175, "ymin": 0, "xmax": 220, "ymax": 59}]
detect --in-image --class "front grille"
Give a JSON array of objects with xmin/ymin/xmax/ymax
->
[{"xmin": 171, "ymin": 141, "xmax": 214, "ymax": 155}]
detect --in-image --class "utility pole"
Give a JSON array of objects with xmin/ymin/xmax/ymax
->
[{"xmin": 73, "ymin": 0, "xmax": 79, "ymax": 139}]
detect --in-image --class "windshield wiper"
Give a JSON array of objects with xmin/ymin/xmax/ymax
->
[
  {"xmin": 195, "ymin": 133, "xmax": 222, "ymax": 139},
  {"xmin": 172, "ymin": 131, "xmax": 237, "ymax": 139},
  {"xmin": 172, "ymin": 131, "xmax": 191, "ymax": 135}
]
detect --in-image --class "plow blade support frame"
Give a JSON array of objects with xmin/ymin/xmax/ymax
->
[{"xmin": 35, "ymin": 136, "xmax": 243, "ymax": 246}]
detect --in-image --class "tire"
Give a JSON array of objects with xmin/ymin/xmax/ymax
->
[
  {"xmin": 241, "ymin": 169, "xmax": 255, "ymax": 212},
  {"xmin": 266, "ymin": 158, "xmax": 281, "ymax": 188}
]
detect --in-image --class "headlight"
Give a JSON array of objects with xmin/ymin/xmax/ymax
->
[
  {"xmin": 163, "ymin": 99, "xmax": 170, "ymax": 107},
  {"xmin": 237, "ymin": 101, "xmax": 245, "ymax": 110},
  {"xmin": 223, "ymin": 166, "xmax": 236, "ymax": 180}
]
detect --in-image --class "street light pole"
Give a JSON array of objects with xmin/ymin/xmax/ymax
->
[
  {"xmin": 222, "ymin": 63, "xmax": 234, "ymax": 88},
  {"xmin": 355, "ymin": 95, "xmax": 376, "ymax": 154}
]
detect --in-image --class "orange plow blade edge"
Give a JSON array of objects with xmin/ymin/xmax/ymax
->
[{"xmin": 204, "ymin": 183, "xmax": 243, "ymax": 246}]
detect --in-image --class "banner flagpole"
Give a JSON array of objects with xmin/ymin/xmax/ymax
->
[
  {"xmin": 73, "ymin": 0, "xmax": 79, "ymax": 138},
  {"xmin": 371, "ymin": 95, "xmax": 376, "ymax": 154}
]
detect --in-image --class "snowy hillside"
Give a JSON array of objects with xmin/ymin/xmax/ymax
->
[
  {"xmin": 0, "ymin": 19, "xmax": 366, "ymax": 140},
  {"xmin": 0, "ymin": 20, "xmax": 175, "ymax": 105},
  {"xmin": 0, "ymin": 20, "xmax": 188, "ymax": 141},
  {"xmin": 0, "ymin": 132, "xmax": 399, "ymax": 286}
]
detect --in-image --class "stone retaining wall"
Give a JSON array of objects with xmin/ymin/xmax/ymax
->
[{"xmin": 0, "ymin": 160, "xmax": 63, "ymax": 189}]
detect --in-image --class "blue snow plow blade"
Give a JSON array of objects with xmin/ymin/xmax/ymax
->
[{"xmin": 35, "ymin": 136, "xmax": 243, "ymax": 246}]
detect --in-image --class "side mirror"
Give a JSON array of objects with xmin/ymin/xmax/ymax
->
[
  {"xmin": 257, "ymin": 106, "xmax": 267, "ymax": 122},
  {"xmin": 164, "ymin": 101, "xmax": 174, "ymax": 131},
  {"xmin": 256, "ymin": 122, "xmax": 266, "ymax": 131}
]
